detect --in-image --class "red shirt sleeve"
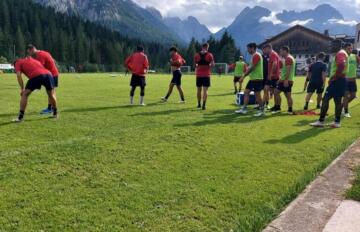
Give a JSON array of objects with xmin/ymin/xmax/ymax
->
[
  {"xmin": 125, "ymin": 55, "xmax": 132, "ymax": 68},
  {"xmin": 207, "ymin": 53, "xmax": 214, "ymax": 63},
  {"xmin": 144, "ymin": 55, "xmax": 149, "ymax": 69},
  {"xmin": 15, "ymin": 61, "xmax": 22, "ymax": 73},
  {"xmin": 335, "ymin": 53, "xmax": 347, "ymax": 77},
  {"xmin": 194, "ymin": 54, "xmax": 200, "ymax": 64},
  {"xmin": 252, "ymin": 54, "xmax": 260, "ymax": 66},
  {"xmin": 285, "ymin": 57, "xmax": 293, "ymax": 66}
]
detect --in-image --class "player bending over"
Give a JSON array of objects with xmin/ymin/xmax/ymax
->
[
  {"xmin": 235, "ymin": 43, "xmax": 265, "ymax": 117},
  {"xmin": 343, "ymin": 43, "xmax": 360, "ymax": 118},
  {"xmin": 13, "ymin": 57, "xmax": 58, "ymax": 122},
  {"xmin": 304, "ymin": 52, "xmax": 327, "ymax": 110},
  {"xmin": 310, "ymin": 40, "xmax": 349, "ymax": 128},
  {"xmin": 194, "ymin": 43, "xmax": 215, "ymax": 110},
  {"xmin": 125, "ymin": 46, "xmax": 149, "ymax": 106},
  {"xmin": 272, "ymin": 46, "xmax": 295, "ymax": 114},
  {"xmin": 27, "ymin": 44, "xmax": 60, "ymax": 115},
  {"xmin": 161, "ymin": 47, "xmax": 186, "ymax": 103}
]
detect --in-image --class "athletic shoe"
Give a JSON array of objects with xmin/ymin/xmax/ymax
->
[
  {"xmin": 235, "ymin": 108, "xmax": 247, "ymax": 114},
  {"xmin": 12, "ymin": 118, "xmax": 23, "ymax": 123},
  {"xmin": 303, "ymin": 106, "xmax": 308, "ymax": 111},
  {"xmin": 40, "ymin": 108, "xmax": 53, "ymax": 115},
  {"xmin": 50, "ymin": 114, "xmax": 59, "ymax": 119},
  {"xmin": 344, "ymin": 113, "xmax": 351, "ymax": 118},
  {"xmin": 310, "ymin": 121, "xmax": 325, "ymax": 128},
  {"xmin": 329, "ymin": 122, "xmax": 341, "ymax": 128},
  {"xmin": 288, "ymin": 110, "xmax": 293, "ymax": 115},
  {"xmin": 140, "ymin": 103, "xmax": 146, "ymax": 106},
  {"xmin": 178, "ymin": 100, "xmax": 186, "ymax": 104},
  {"xmin": 234, "ymin": 91, "xmax": 238, "ymax": 95},
  {"xmin": 202, "ymin": 106, "xmax": 206, "ymax": 110},
  {"xmin": 161, "ymin": 97, "xmax": 168, "ymax": 102},
  {"xmin": 254, "ymin": 111, "xmax": 265, "ymax": 117},
  {"xmin": 272, "ymin": 109, "xmax": 281, "ymax": 114}
]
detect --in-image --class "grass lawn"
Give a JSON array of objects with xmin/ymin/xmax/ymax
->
[
  {"xmin": 1, "ymin": 73, "xmax": 360, "ymax": 231},
  {"xmin": 347, "ymin": 168, "xmax": 360, "ymax": 201}
]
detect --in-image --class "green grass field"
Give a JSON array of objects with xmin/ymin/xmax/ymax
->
[
  {"xmin": 1, "ymin": 73, "xmax": 360, "ymax": 232},
  {"xmin": 347, "ymin": 168, "xmax": 360, "ymax": 201}
]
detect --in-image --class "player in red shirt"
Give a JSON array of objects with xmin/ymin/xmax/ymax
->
[
  {"xmin": 27, "ymin": 44, "xmax": 60, "ymax": 114},
  {"xmin": 13, "ymin": 57, "xmax": 58, "ymax": 122},
  {"xmin": 161, "ymin": 47, "xmax": 186, "ymax": 103},
  {"xmin": 194, "ymin": 43, "xmax": 215, "ymax": 110},
  {"xmin": 311, "ymin": 40, "xmax": 348, "ymax": 128},
  {"xmin": 262, "ymin": 44, "xmax": 280, "ymax": 109},
  {"xmin": 125, "ymin": 46, "xmax": 150, "ymax": 106}
]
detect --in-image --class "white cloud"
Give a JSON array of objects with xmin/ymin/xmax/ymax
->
[
  {"xmin": 133, "ymin": 0, "xmax": 360, "ymax": 29},
  {"xmin": 259, "ymin": 12, "xmax": 283, "ymax": 25},
  {"xmin": 327, "ymin": 18, "xmax": 358, "ymax": 26},
  {"xmin": 288, "ymin": 19, "xmax": 314, "ymax": 27}
]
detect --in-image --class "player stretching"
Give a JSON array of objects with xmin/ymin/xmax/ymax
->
[
  {"xmin": 27, "ymin": 44, "xmax": 60, "ymax": 114},
  {"xmin": 262, "ymin": 44, "xmax": 280, "ymax": 109},
  {"xmin": 310, "ymin": 40, "xmax": 349, "ymax": 128},
  {"xmin": 125, "ymin": 46, "xmax": 149, "ymax": 106},
  {"xmin": 13, "ymin": 57, "xmax": 58, "ymax": 122},
  {"xmin": 272, "ymin": 46, "xmax": 295, "ymax": 114},
  {"xmin": 343, "ymin": 43, "xmax": 360, "ymax": 118},
  {"xmin": 161, "ymin": 47, "xmax": 186, "ymax": 103},
  {"xmin": 230, "ymin": 56, "xmax": 247, "ymax": 94},
  {"xmin": 194, "ymin": 43, "xmax": 215, "ymax": 110},
  {"xmin": 304, "ymin": 52, "xmax": 327, "ymax": 110},
  {"xmin": 235, "ymin": 43, "xmax": 265, "ymax": 117}
]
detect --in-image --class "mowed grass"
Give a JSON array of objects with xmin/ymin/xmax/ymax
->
[
  {"xmin": 347, "ymin": 168, "xmax": 360, "ymax": 201},
  {"xmin": 1, "ymin": 73, "xmax": 360, "ymax": 232}
]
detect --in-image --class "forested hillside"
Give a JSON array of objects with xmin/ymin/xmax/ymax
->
[{"xmin": 0, "ymin": 0, "xmax": 240, "ymax": 72}]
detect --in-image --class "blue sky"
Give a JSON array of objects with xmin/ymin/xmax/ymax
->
[{"xmin": 133, "ymin": 0, "xmax": 360, "ymax": 32}]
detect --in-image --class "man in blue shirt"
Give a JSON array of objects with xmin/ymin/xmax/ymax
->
[{"xmin": 304, "ymin": 52, "xmax": 328, "ymax": 110}]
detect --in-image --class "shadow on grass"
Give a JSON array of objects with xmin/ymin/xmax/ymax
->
[
  {"xmin": 265, "ymin": 127, "xmax": 331, "ymax": 144},
  {"xmin": 62, "ymin": 102, "xmax": 161, "ymax": 113},
  {"xmin": 174, "ymin": 109, "xmax": 290, "ymax": 127},
  {"xmin": 131, "ymin": 108, "xmax": 193, "ymax": 116},
  {"xmin": 0, "ymin": 117, "xmax": 56, "ymax": 127}
]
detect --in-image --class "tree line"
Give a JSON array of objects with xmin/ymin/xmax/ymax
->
[{"xmin": 0, "ymin": 0, "xmax": 241, "ymax": 72}]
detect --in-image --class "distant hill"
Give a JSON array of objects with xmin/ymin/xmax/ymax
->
[
  {"xmin": 33, "ymin": 0, "xmax": 184, "ymax": 44},
  {"xmin": 215, "ymin": 4, "xmax": 357, "ymax": 47},
  {"xmin": 0, "ymin": 0, "xmax": 173, "ymax": 70}
]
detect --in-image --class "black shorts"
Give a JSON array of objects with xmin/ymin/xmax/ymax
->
[
  {"xmin": 264, "ymin": 79, "xmax": 278, "ymax": 89},
  {"xmin": 130, "ymin": 74, "xmax": 146, "ymax": 87},
  {"xmin": 245, "ymin": 80, "xmax": 264, "ymax": 92},
  {"xmin": 196, "ymin": 77, "xmax": 211, "ymax": 87},
  {"xmin": 346, "ymin": 80, "xmax": 357, "ymax": 93},
  {"xmin": 53, "ymin": 76, "xmax": 59, "ymax": 88},
  {"xmin": 25, "ymin": 74, "xmax": 55, "ymax": 91},
  {"xmin": 324, "ymin": 78, "xmax": 347, "ymax": 99},
  {"xmin": 307, "ymin": 82, "xmax": 324, "ymax": 94},
  {"xmin": 277, "ymin": 82, "xmax": 293, "ymax": 93},
  {"xmin": 171, "ymin": 70, "xmax": 182, "ymax": 86},
  {"xmin": 234, "ymin": 76, "xmax": 241, "ymax": 83}
]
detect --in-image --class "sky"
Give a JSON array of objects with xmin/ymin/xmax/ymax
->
[{"xmin": 133, "ymin": 0, "xmax": 360, "ymax": 32}]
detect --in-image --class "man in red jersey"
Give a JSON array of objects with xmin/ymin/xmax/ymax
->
[
  {"xmin": 262, "ymin": 44, "xmax": 280, "ymax": 109},
  {"xmin": 194, "ymin": 43, "xmax": 215, "ymax": 110},
  {"xmin": 27, "ymin": 44, "xmax": 60, "ymax": 114},
  {"xmin": 311, "ymin": 40, "xmax": 348, "ymax": 128},
  {"xmin": 13, "ymin": 57, "xmax": 58, "ymax": 122},
  {"xmin": 161, "ymin": 47, "xmax": 186, "ymax": 103},
  {"xmin": 125, "ymin": 46, "xmax": 149, "ymax": 106}
]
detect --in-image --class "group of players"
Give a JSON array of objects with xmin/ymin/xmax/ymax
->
[
  {"xmin": 12, "ymin": 40, "xmax": 359, "ymax": 128},
  {"xmin": 124, "ymin": 40, "xmax": 359, "ymax": 128}
]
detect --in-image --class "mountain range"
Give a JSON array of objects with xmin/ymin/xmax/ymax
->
[{"xmin": 32, "ymin": 1, "xmax": 357, "ymax": 47}]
